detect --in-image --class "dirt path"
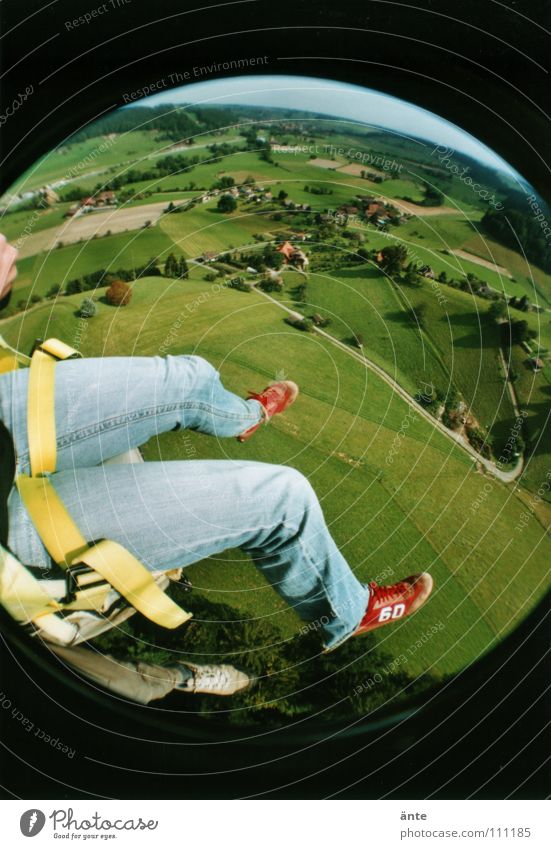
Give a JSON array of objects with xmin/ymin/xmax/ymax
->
[
  {"xmin": 450, "ymin": 248, "xmax": 513, "ymax": 278},
  {"xmin": 498, "ymin": 347, "xmax": 522, "ymax": 418},
  {"xmin": 336, "ymin": 163, "xmax": 386, "ymax": 177},
  {"xmin": 378, "ymin": 196, "xmax": 461, "ymax": 217},
  {"xmin": 253, "ymin": 284, "xmax": 523, "ymax": 483},
  {"xmin": 17, "ymin": 202, "xmax": 170, "ymax": 259}
]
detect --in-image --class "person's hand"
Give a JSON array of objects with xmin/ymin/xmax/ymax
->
[{"xmin": 0, "ymin": 233, "xmax": 18, "ymax": 304}]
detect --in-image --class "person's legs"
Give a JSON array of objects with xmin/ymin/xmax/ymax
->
[
  {"xmin": 0, "ymin": 355, "xmax": 263, "ymax": 474},
  {"xmin": 8, "ymin": 460, "xmax": 369, "ymax": 650}
]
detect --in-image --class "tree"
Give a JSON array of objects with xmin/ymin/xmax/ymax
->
[
  {"xmin": 488, "ymin": 300, "xmax": 508, "ymax": 323},
  {"xmin": 262, "ymin": 244, "xmax": 284, "ymax": 269},
  {"xmin": 518, "ymin": 294, "xmax": 529, "ymax": 312},
  {"xmin": 423, "ymin": 186, "xmax": 444, "ymax": 206},
  {"xmin": 177, "ymin": 256, "xmax": 189, "ymax": 279},
  {"xmin": 46, "ymin": 283, "xmax": 62, "ymax": 299},
  {"xmin": 217, "ymin": 194, "xmax": 237, "ymax": 213},
  {"xmin": 278, "ymin": 189, "xmax": 288, "ymax": 201},
  {"xmin": 403, "ymin": 269, "xmax": 422, "ymax": 287},
  {"xmin": 79, "ymin": 298, "xmax": 97, "ymax": 318},
  {"xmin": 411, "ymin": 304, "xmax": 427, "ymax": 329},
  {"xmin": 483, "ymin": 198, "xmax": 551, "ymax": 275},
  {"xmin": 106, "ymin": 280, "xmax": 132, "ymax": 306},
  {"xmin": 379, "ymin": 245, "xmax": 408, "ymax": 275},
  {"xmin": 503, "ymin": 319, "xmax": 536, "ymax": 346},
  {"xmin": 259, "ymin": 143, "xmax": 273, "ymax": 163},
  {"xmin": 164, "ymin": 253, "xmax": 177, "ymax": 278},
  {"xmin": 214, "ymin": 175, "xmax": 235, "ymax": 189},
  {"xmin": 259, "ymin": 274, "xmax": 284, "ymax": 292},
  {"xmin": 66, "ymin": 278, "xmax": 84, "ymax": 295}
]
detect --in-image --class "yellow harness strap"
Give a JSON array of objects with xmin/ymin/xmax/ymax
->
[
  {"xmin": 16, "ymin": 474, "xmax": 191, "ymax": 629},
  {"xmin": 27, "ymin": 339, "xmax": 82, "ymax": 477},
  {"xmin": 3, "ymin": 337, "xmax": 192, "ymax": 632},
  {"xmin": 0, "ymin": 333, "xmax": 30, "ymax": 373},
  {"xmin": 77, "ymin": 540, "xmax": 191, "ymax": 629}
]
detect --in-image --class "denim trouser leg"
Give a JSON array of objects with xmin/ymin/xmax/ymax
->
[
  {"xmin": 0, "ymin": 356, "xmax": 369, "ymax": 649},
  {"xmin": 0, "ymin": 354, "xmax": 263, "ymax": 474}
]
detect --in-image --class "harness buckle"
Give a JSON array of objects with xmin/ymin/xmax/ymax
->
[{"xmin": 62, "ymin": 562, "xmax": 108, "ymax": 604}]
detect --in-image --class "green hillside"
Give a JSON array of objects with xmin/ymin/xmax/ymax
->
[{"xmin": 2, "ymin": 273, "xmax": 548, "ymax": 689}]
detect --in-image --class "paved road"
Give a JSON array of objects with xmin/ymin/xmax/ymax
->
[{"xmin": 252, "ymin": 284, "xmax": 524, "ymax": 483}]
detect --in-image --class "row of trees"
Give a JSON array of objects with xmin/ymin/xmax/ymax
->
[
  {"xmin": 483, "ymin": 198, "xmax": 551, "ymax": 274},
  {"xmin": 47, "ymin": 254, "xmax": 189, "ymax": 299},
  {"xmin": 69, "ymin": 104, "xmax": 241, "ymax": 143}
]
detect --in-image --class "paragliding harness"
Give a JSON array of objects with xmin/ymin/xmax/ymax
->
[{"xmin": 0, "ymin": 337, "xmax": 192, "ymax": 647}]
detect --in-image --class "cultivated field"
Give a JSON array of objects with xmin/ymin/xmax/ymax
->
[
  {"xmin": 1, "ymin": 107, "xmax": 549, "ymax": 720},
  {"xmin": 1, "ymin": 273, "xmax": 548, "ymax": 683},
  {"xmin": 17, "ymin": 201, "xmax": 170, "ymax": 259}
]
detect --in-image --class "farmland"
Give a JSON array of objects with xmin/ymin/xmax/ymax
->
[
  {"xmin": 1, "ymin": 273, "xmax": 548, "ymax": 688},
  {"xmin": 0, "ymin": 100, "xmax": 549, "ymax": 720}
]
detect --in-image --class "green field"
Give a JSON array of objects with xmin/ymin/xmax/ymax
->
[
  {"xmin": 1, "ymin": 273, "xmax": 549, "ymax": 690},
  {"xmin": 4, "ymin": 130, "xmax": 243, "ymax": 197},
  {"xmin": 0, "ymin": 109, "xmax": 549, "ymax": 720},
  {"xmin": 159, "ymin": 203, "xmax": 285, "ymax": 257},
  {"xmin": 9, "ymin": 226, "xmax": 179, "ymax": 302}
]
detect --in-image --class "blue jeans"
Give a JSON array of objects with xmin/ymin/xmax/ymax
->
[{"xmin": 0, "ymin": 355, "xmax": 369, "ymax": 649}]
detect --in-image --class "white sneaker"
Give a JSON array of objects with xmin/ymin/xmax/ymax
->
[{"xmin": 173, "ymin": 663, "xmax": 251, "ymax": 696}]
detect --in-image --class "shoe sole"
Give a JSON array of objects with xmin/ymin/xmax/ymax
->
[
  {"xmin": 270, "ymin": 380, "xmax": 299, "ymax": 406},
  {"xmin": 409, "ymin": 572, "xmax": 433, "ymax": 614},
  {"xmin": 237, "ymin": 381, "xmax": 299, "ymax": 442}
]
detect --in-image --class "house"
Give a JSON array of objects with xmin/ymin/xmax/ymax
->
[
  {"xmin": 365, "ymin": 201, "xmax": 386, "ymax": 217},
  {"xmin": 338, "ymin": 205, "xmax": 359, "ymax": 216},
  {"xmin": 201, "ymin": 251, "xmax": 217, "ymax": 263},
  {"xmin": 418, "ymin": 265, "xmax": 435, "ymax": 279},
  {"xmin": 264, "ymin": 191, "xmax": 273, "ymax": 201},
  {"xmin": 39, "ymin": 186, "xmax": 59, "ymax": 206},
  {"xmin": 277, "ymin": 241, "xmax": 295, "ymax": 262},
  {"xmin": 96, "ymin": 190, "xmax": 117, "ymax": 206},
  {"xmin": 276, "ymin": 241, "xmax": 309, "ymax": 270},
  {"xmin": 529, "ymin": 357, "xmax": 544, "ymax": 372}
]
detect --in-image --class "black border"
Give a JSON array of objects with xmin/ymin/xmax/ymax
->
[{"xmin": 1, "ymin": 0, "xmax": 549, "ymax": 799}]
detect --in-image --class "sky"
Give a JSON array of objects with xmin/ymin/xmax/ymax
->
[{"xmin": 136, "ymin": 74, "xmax": 519, "ymax": 177}]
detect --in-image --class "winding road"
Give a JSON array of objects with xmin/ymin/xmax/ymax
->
[{"xmin": 253, "ymin": 284, "xmax": 524, "ymax": 484}]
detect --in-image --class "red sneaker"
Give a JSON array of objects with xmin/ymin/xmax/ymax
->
[
  {"xmin": 237, "ymin": 380, "xmax": 299, "ymax": 442},
  {"xmin": 354, "ymin": 573, "xmax": 433, "ymax": 636}
]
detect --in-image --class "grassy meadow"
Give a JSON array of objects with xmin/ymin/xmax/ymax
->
[
  {"xmin": 1, "ymin": 272, "xmax": 548, "ymax": 685},
  {"xmin": 0, "ymin": 112, "xmax": 549, "ymax": 720}
]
